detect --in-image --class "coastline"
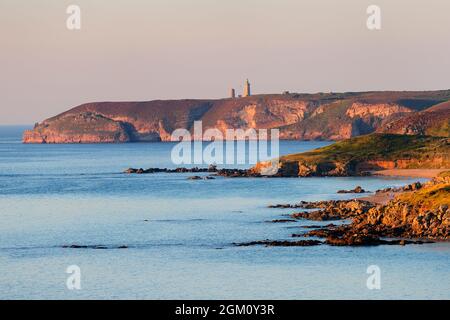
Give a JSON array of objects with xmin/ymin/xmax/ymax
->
[
  {"xmin": 124, "ymin": 160, "xmax": 450, "ymax": 245},
  {"xmin": 362, "ymin": 169, "xmax": 449, "ymax": 205},
  {"xmin": 249, "ymin": 169, "xmax": 450, "ymax": 246}
]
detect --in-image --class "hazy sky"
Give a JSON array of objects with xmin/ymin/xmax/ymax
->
[{"xmin": 1, "ymin": 0, "xmax": 449, "ymax": 124}]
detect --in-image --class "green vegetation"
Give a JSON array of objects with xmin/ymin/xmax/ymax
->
[
  {"xmin": 282, "ymin": 133, "xmax": 450, "ymax": 163},
  {"xmin": 397, "ymin": 183, "xmax": 450, "ymax": 209},
  {"xmin": 427, "ymin": 119, "xmax": 450, "ymax": 137},
  {"xmin": 276, "ymin": 134, "xmax": 450, "ymax": 176}
]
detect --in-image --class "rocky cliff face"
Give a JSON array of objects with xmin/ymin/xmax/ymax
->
[
  {"xmin": 23, "ymin": 90, "xmax": 450, "ymax": 143},
  {"xmin": 23, "ymin": 112, "xmax": 133, "ymax": 143}
]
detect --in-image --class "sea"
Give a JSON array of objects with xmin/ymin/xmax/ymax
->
[{"xmin": 0, "ymin": 125, "xmax": 449, "ymax": 299}]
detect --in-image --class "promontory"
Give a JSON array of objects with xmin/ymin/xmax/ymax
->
[{"xmin": 23, "ymin": 90, "xmax": 450, "ymax": 143}]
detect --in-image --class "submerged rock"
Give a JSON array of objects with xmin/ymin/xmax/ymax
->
[
  {"xmin": 187, "ymin": 176, "xmax": 202, "ymax": 180},
  {"xmin": 124, "ymin": 166, "xmax": 263, "ymax": 177},
  {"xmin": 268, "ymin": 219, "xmax": 298, "ymax": 223},
  {"xmin": 125, "ymin": 167, "xmax": 212, "ymax": 174},
  {"xmin": 268, "ymin": 203, "xmax": 304, "ymax": 208},
  {"xmin": 236, "ymin": 239, "xmax": 322, "ymax": 247},
  {"xmin": 337, "ymin": 186, "xmax": 367, "ymax": 193},
  {"xmin": 62, "ymin": 244, "xmax": 128, "ymax": 249}
]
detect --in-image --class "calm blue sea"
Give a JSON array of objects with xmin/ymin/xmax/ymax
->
[{"xmin": 0, "ymin": 125, "xmax": 449, "ymax": 299}]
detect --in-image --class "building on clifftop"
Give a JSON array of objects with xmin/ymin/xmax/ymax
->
[{"xmin": 243, "ymin": 79, "xmax": 251, "ymax": 97}]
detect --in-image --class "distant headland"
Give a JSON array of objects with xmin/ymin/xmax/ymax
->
[{"xmin": 23, "ymin": 89, "xmax": 450, "ymax": 143}]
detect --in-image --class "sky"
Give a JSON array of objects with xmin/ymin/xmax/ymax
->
[{"xmin": 1, "ymin": 0, "xmax": 450, "ymax": 125}]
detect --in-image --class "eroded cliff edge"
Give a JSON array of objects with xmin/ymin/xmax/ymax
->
[{"xmin": 23, "ymin": 90, "xmax": 450, "ymax": 143}]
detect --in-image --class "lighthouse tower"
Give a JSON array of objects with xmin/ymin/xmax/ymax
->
[{"xmin": 243, "ymin": 79, "xmax": 251, "ymax": 97}]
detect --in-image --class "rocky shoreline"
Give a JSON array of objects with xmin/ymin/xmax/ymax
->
[
  {"xmin": 241, "ymin": 173, "xmax": 450, "ymax": 247},
  {"xmin": 124, "ymin": 165, "xmax": 261, "ymax": 178},
  {"xmin": 123, "ymin": 164, "xmax": 449, "ymax": 247}
]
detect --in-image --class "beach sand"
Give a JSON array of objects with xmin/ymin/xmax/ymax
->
[
  {"xmin": 360, "ymin": 169, "xmax": 448, "ymax": 205},
  {"xmin": 359, "ymin": 191, "xmax": 397, "ymax": 205},
  {"xmin": 371, "ymin": 169, "xmax": 448, "ymax": 179}
]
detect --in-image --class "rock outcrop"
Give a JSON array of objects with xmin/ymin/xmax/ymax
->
[
  {"xmin": 337, "ymin": 186, "xmax": 367, "ymax": 193},
  {"xmin": 286, "ymin": 175, "xmax": 450, "ymax": 243},
  {"xmin": 23, "ymin": 90, "xmax": 450, "ymax": 143},
  {"xmin": 290, "ymin": 200, "xmax": 374, "ymax": 221},
  {"xmin": 251, "ymin": 172, "xmax": 449, "ymax": 248},
  {"xmin": 246, "ymin": 177, "xmax": 449, "ymax": 246},
  {"xmin": 353, "ymin": 177, "xmax": 450, "ymax": 239}
]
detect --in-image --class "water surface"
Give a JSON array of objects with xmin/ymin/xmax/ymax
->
[{"xmin": 0, "ymin": 126, "xmax": 448, "ymax": 299}]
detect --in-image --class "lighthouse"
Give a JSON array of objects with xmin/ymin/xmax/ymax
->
[{"xmin": 243, "ymin": 79, "xmax": 251, "ymax": 97}]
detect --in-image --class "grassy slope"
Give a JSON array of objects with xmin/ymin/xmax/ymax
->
[
  {"xmin": 394, "ymin": 170, "xmax": 450, "ymax": 211},
  {"xmin": 378, "ymin": 100, "xmax": 450, "ymax": 137},
  {"xmin": 427, "ymin": 116, "xmax": 450, "ymax": 137},
  {"xmin": 281, "ymin": 133, "xmax": 450, "ymax": 167},
  {"xmin": 396, "ymin": 183, "xmax": 450, "ymax": 210}
]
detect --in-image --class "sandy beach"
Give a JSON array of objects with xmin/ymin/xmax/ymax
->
[
  {"xmin": 359, "ymin": 169, "xmax": 447, "ymax": 205},
  {"xmin": 359, "ymin": 191, "xmax": 397, "ymax": 205},
  {"xmin": 371, "ymin": 169, "xmax": 449, "ymax": 179}
]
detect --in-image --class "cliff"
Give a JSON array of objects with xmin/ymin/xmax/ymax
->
[{"xmin": 23, "ymin": 90, "xmax": 450, "ymax": 143}]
